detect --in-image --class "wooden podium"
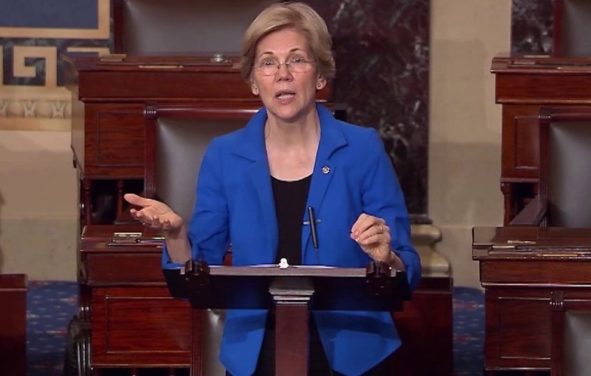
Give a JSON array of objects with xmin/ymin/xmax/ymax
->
[{"xmin": 164, "ymin": 261, "xmax": 410, "ymax": 376}]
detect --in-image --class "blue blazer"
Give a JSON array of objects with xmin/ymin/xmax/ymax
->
[{"xmin": 163, "ymin": 104, "xmax": 421, "ymax": 376}]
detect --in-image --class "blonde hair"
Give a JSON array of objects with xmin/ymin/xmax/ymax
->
[{"xmin": 240, "ymin": 2, "xmax": 335, "ymax": 81}]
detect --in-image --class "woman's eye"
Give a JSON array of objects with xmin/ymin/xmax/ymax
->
[{"xmin": 289, "ymin": 56, "xmax": 305, "ymax": 64}]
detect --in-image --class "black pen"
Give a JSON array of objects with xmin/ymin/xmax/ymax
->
[{"xmin": 307, "ymin": 206, "xmax": 319, "ymax": 249}]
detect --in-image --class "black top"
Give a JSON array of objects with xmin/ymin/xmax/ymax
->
[{"xmin": 271, "ymin": 175, "xmax": 312, "ymax": 265}]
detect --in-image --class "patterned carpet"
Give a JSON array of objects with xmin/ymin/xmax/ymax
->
[
  {"xmin": 26, "ymin": 282, "xmax": 484, "ymax": 376},
  {"xmin": 453, "ymin": 287, "xmax": 485, "ymax": 376},
  {"xmin": 27, "ymin": 281, "xmax": 78, "ymax": 376}
]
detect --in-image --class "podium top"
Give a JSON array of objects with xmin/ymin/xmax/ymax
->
[
  {"xmin": 192, "ymin": 265, "xmax": 398, "ymax": 277},
  {"xmin": 163, "ymin": 262, "xmax": 410, "ymax": 311}
]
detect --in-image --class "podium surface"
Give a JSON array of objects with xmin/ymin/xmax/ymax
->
[{"xmin": 164, "ymin": 263, "xmax": 409, "ymax": 311}]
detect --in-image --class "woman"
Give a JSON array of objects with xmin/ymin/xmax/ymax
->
[{"xmin": 124, "ymin": 2, "xmax": 421, "ymax": 375}]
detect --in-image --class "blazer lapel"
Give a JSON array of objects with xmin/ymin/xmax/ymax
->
[
  {"xmin": 303, "ymin": 105, "xmax": 348, "ymax": 255},
  {"xmin": 307, "ymin": 104, "xmax": 348, "ymax": 209},
  {"xmin": 233, "ymin": 108, "xmax": 278, "ymax": 262}
]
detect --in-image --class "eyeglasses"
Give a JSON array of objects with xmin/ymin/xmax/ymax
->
[{"xmin": 255, "ymin": 55, "xmax": 316, "ymax": 76}]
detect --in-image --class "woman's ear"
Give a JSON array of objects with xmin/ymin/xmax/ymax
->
[
  {"xmin": 316, "ymin": 77, "xmax": 327, "ymax": 90},
  {"xmin": 251, "ymin": 82, "xmax": 259, "ymax": 96},
  {"xmin": 249, "ymin": 76, "xmax": 260, "ymax": 95}
]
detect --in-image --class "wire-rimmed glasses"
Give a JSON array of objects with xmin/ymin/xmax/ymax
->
[{"xmin": 255, "ymin": 55, "xmax": 316, "ymax": 76}]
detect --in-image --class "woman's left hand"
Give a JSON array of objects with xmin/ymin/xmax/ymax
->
[{"xmin": 350, "ymin": 213, "xmax": 405, "ymax": 269}]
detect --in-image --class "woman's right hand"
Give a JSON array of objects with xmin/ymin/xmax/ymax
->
[{"xmin": 123, "ymin": 193, "xmax": 184, "ymax": 236}]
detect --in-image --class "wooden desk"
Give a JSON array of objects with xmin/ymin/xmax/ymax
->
[
  {"xmin": 492, "ymin": 55, "xmax": 591, "ymax": 224},
  {"xmin": 473, "ymin": 226, "xmax": 591, "ymax": 373},
  {"xmin": 79, "ymin": 225, "xmax": 193, "ymax": 372},
  {"xmin": 0, "ymin": 274, "xmax": 27, "ymax": 376}
]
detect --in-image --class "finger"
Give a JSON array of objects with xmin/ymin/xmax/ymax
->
[
  {"xmin": 133, "ymin": 209, "xmax": 154, "ymax": 223},
  {"xmin": 153, "ymin": 216, "xmax": 164, "ymax": 228},
  {"xmin": 351, "ymin": 215, "xmax": 386, "ymax": 239},
  {"xmin": 152, "ymin": 216, "xmax": 172, "ymax": 230},
  {"xmin": 355, "ymin": 229, "xmax": 381, "ymax": 245},
  {"xmin": 138, "ymin": 212, "xmax": 158, "ymax": 226},
  {"xmin": 351, "ymin": 213, "xmax": 374, "ymax": 237},
  {"xmin": 161, "ymin": 219, "xmax": 170, "ymax": 231},
  {"xmin": 355, "ymin": 223, "xmax": 391, "ymax": 245},
  {"xmin": 129, "ymin": 208, "xmax": 146, "ymax": 222},
  {"xmin": 123, "ymin": 193, "xmax": 140, "ymax": 204},
  {"xmin": 123, "ymin": 193, "xmax": 151, "ymax": 208}
]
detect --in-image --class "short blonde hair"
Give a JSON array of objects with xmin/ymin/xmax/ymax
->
[{"xmin": 240, "ymin": 2, "xmax": 335, "ymax": 81}]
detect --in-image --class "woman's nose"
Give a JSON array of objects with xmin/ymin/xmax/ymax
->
[{"xmin": 275, "ymin": 63, "xmax": 293, "ymax": 79}]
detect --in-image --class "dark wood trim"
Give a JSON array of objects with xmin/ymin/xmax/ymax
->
[
  {"xmin": 0, "ymin": 274, "xmax": 27, "ymax": 376},
  {"xmin": 112, "ymin": 0, "xmax": 124, "ymax": 54}
]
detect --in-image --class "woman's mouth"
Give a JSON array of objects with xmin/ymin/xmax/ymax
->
[{"xmin": 275, "ymin": 90, "xmax": 296, "ymax": 100}]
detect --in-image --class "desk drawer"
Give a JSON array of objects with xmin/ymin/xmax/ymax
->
[{"xmin": 82, "ymin": 251, "xmax": 164, "ymax": 284}]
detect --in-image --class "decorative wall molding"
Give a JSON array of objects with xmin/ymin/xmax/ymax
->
[
  {"xmin": 12, "ymin": 46, "xmax": 58, "ymax": 87},
  {"xmin": 0, "ymin": 0, "xmax": 110, "ymax": 131},
  {"xmin": 0, "ymin": 0, "xmax": 109, "ymax": 39}
]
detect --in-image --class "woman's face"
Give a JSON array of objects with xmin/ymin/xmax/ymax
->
[{"xmin": 250, "ymin": 27, "xmax": 326, "ymax": 124}]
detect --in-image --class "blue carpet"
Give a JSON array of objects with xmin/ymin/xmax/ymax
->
[
  {"xmin": 453, "ymin": 287, "xmax": 485, "ymax": 376},
  {"xmin": 27, "ymin": 281, "xmax": 78, "ymax": 376},
  {"xmin": 27, "ymin": 282, "xmax": 485, "ymax": 376}
]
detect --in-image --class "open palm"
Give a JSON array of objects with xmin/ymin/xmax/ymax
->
[{"xmin": 123, "ymin": 193, "xmax": 184, "ymax": 234}]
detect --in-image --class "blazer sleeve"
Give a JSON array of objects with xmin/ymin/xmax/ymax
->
[
  {"xmin": 161, "ymin": 138, "xmax": 230, "ymax": 269},
  {"xmin": 190, "ymin": 139, "xmax": 231, "ymax": 264},
  {"xmin": 360, "ymin": 130, "xmax": 422, "ymax": 291}
]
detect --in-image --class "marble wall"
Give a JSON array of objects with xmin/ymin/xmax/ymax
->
[
  {"xmin": 511, "ymin": 0, "xmax": 554, "ymax": 54},
  {"xmin": 309, "ymin": 1, "xmax": 430, "ymax": 219}
]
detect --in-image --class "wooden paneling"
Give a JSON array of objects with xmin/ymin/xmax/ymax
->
[
  {"xmin": 481, "ymin": 260, "xmax": 591, "ymax": 284},
  {"xmin": 83, "ymin": 103, "xmax": 145, "ymax": 178},
  {"xmin": 0, "ymin": 274, "xmax": 27, "ymax": 376},
  {"xmin": 91, "ymin": 286, "xmax": 192, "ymax": 367},
  {"xmin": 501, "ymin": 104, "xmax": 540, "ymax": 179},
  {"xmin": 474, "ymin": 226, "xmax": 591, "ymax": 372},
  {"xmin": 485, "ymin": 288, "xmax": 551, "ymax": 369},
  {"xmin": 392, "ymin": 278, "xmax": 453, "ymax": 375}
]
